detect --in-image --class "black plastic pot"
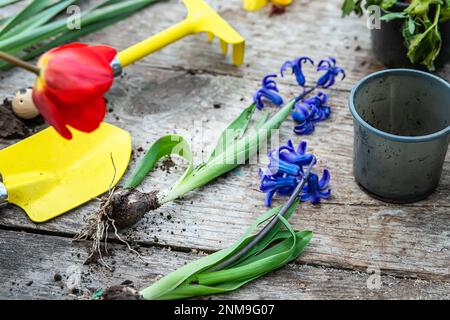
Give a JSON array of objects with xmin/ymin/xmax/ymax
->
[
  {"xmin": 349, "ymin": 69, "xmax": 450, "ymax": 203},
  {"xmin": 371, "ymin": 2, "xmax": 450, "ymax": 69}
]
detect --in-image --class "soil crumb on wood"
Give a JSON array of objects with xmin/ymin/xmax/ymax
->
[
  {"xmin": 0, "ymin": 98, "xmax": 45, "ymax": 139},
  {"xmin": 160, "ymin": 156, "xmax": 176, "ymax": 173},
  {"xmin": 270, "ymin": 5, "xmax": 286, "ymax": 16},
  {"xmin": 101, "ymin": 285, "xmax": 141, "ymax": 300}
]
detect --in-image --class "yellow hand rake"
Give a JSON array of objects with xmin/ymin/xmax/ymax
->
[{"xmin": 112, "ymin": 0, "xmax": 246, "ymax": 75}]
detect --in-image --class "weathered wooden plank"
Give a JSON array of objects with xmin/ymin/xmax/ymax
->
[
  {"xmin": 0, "ymin": 68, "xmax": 449, "ymax": 281},
  {"xmin": 81, "ymin": 0, "xmax": 450, "ymax": 89},
  {"xmin": 1, "ymin": 230, "xmax": 448, "ymax": 300}
]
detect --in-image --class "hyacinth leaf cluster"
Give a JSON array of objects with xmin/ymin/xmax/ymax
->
[
  {"xmin": 140, "ymin": 200, "xmax": 311, "ymax": 300},
  {"xmin": 0, "ymin": 0, "xmax": 161, "ymax": 70}
]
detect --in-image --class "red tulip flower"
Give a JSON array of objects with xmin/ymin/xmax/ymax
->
[{"xmin": 32, "ymin": 43, "xmax": 117, "ymax": 139}]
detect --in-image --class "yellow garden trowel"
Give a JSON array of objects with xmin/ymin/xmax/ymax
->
[{"xmin": 0, "ymin": 123, "xmax": 132, "ymax": 223}]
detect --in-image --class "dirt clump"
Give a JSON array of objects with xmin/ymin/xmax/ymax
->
[
  {"xmin": 0, "ymin": 98, "xmax": 45, "ymax": 139},
  {"xmin": 160, "ymin": 156, "xmax": 176, "ymax": 173},
  {"xmin": 101, "ymin": 285, "xmax": 141, "ymax": 300}
]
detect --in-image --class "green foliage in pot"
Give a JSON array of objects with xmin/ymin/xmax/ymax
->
[{"xmin": 341, "ymin": 0, "xmax": 450, "ymax": 70}]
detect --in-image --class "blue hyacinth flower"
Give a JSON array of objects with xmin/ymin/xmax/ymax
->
[
  {"xmin": 294, "ymin": 120, "xmax": 315, "ymax": 135},
  {"xmin": 278, "ymin": 140, "xmax": 315, "ymax": 166},
  {"xmin": 308, "ymin": 92, "xmax": 331, "ymax": 122},
  {"xmin": 317, "ymin": 57, "xmax": 346, "ymax": 89},
  {"xmin": 291, "ymin": 92, "xmax": 332, "ymax": 135},
  {"xmin": 259, "ymin": 140, "xmax": 331, "ymax": 207},
  {"xmin": 253, "ymin": 74, "xmax": 284, "ymax": 110},
  {"xmin": 280, "ymin": 56, "xmax": 314, "ymax": 87},
  {"xmin": 267, "ymin": 150, "xmax": 302, "ymax": 176},
  {"xmin": 291, "ymin": 100, "xmax": 317, "ymax": 123},
  {"xmin": 300, "ymin": 169, "xmax": 331, "ymax": 205},
  {"xmin": 259, "ymin": 171, "xmax": 298, "ymax": 207}
]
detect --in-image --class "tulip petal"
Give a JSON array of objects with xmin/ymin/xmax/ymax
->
[
  {"xmin": 32, "ymin": 89, "xmax": 72, "ymax": 139},
  {"xmin": 89, "ymin": 45, "xmax": 117, "ymax": 63},
  {"xmin": 44, "ymin": 46, "xmax": 114, "ymax": 105},
  {"xmin": 60, "ymin": 97, "xmax": 106, "ymax": 133},
  {"xmin": 46, "ymin": 43, "xmax": 88, "ymax": 55}
]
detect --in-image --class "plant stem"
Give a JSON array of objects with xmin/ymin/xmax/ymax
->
[
  {"xmin": 210, "ymin": 157, "xmax": 316, "ymax": 272},
  {"xmin": 0, "ymin": 51, "xmax": 40, "ymax": 75}
]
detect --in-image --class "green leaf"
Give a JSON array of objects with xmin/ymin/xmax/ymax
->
[
  {"xmin": 380, "ymin": 0, "xmax": 397, "ymax": 10},
  {"xmin": 208, "ymin": 103, "xmax": 256, "ymax": 160},
  {"xmin": 341, "ymin": 0, "xmax": 357, "ymax": 17},
  {"xmin": 0, "ymin": 0, "xmax": 76, "ymax": 40},
  {"xmin": 0, "ymin": 0, "xmax": 55, "ymax": 38},
  {"xmin": 406, "ymin": 4, "xmax": 442, "ymax": 70},
  {"xmin": 124, "ymin": 135, "xmax": 193, "ymax": 189},
  {"xmin": 380, "ymin": 12, "xmax": 407, "ymax": 22},
  {"xmin": 194, "ymin": 228, "xmax": 311, "ymax": 287},
  {"xmin": 0, "ymin": 11, "xmax": 135, "ymax": 70},
  {"xmin": 408, "ymin": 17, "xmax": 416, "ymax": 34},
  {"xmin": 0, "ymin": 0, "xmax": 158, "ymax": 54},
  {"xmin": 0, "ymin": 0, "xmax": 22, "ymax": 9},
  {"xmin": 254, "ymin": 110, "xmax": 270, "ymax": 130},
  {"xmin": 439, "ymin": 6, "xmax": 450, "ymax": 21}
]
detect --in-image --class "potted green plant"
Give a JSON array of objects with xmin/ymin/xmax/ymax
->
[{"xmin": 342, "ymin": 0, "xmax": 450, "ymax": 70}]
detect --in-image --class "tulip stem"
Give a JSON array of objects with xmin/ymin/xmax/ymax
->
[{"xmin": 0, "ymin": 51, "xmax": 40, "ymax": 75}]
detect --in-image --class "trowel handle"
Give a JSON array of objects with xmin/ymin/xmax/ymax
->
[
  {"xmin": 116, "ymin": 19, "xmax": 194, "ymax": 69},
  {"xmin": 0, "ymin": 182, "xmax": 8, "ymax": 207}
]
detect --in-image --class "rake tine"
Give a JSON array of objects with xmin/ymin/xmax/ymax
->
[{"xmin": 220, "ymin": 39, "xmax": 228, "ymax": 55}]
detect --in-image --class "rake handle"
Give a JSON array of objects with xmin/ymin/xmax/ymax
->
[{"xmin": 116, "ymin": 19, "xmax": 194, "ymax": 68}]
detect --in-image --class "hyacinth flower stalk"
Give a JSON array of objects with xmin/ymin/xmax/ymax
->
[{"xmin": 278, "ymin": 56, "xmax": 345, "ymax": 135}]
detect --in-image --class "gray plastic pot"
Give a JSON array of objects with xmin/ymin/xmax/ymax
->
[
  {"xmin": 371, "ymin": 2, "xmax": 450, "ymax": 69},
  {"xmin": 349, "ymin": 69, "xmax": 450, "ymax": 203}
]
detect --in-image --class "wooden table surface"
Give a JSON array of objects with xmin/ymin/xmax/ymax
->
[{"xmin": 0, "ymin": 0, "xmax": 449, "ymax": 300}]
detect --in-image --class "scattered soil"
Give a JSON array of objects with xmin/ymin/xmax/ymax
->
[
  {"xmin": 0, "ymin": 98, "xmax": 45, "ymax": 139},
  {"xmin": 270, "ymin": 5, "xmax": 286, "ymax": 16},
  {"xmin": 101, "ymin": 285, "xmax": 141, "ymax": 300},
  {"xmin": 83, "ymin": 251, "xmax": 109, "ymax": 266},
  {"xmin": 160, "ymin": 156, "xmax": 175, "ymax": 174},
  {"xmin": 120, "ymin": 280, "xmax": 133, "ymax": 286}
]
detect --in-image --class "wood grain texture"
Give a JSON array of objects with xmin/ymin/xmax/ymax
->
[
  {"xmin": 1, "ymin": 68, "xmax": 448, "ymax": 281},
  {"xmin": 0, "ymin": 0, "xmax": 449, "ymax": 299},
  {"xmin": 1, "ymin": 230, "xmax": 448, "ymax": 300}
]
